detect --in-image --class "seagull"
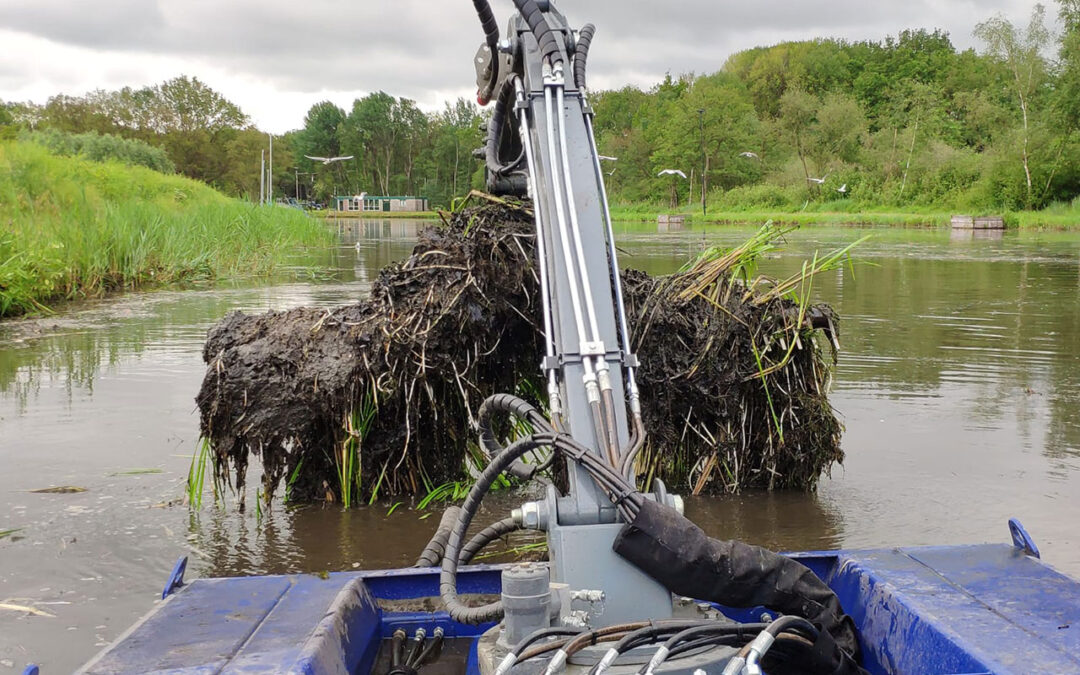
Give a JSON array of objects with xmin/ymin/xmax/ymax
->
[
  {"xmin": 305, "ymin": 155, "xmax": 355, "ymax": 165},
  {"xmin": 599, "ymin": 155, "xmax": 619, "ymax": 162},
  {"xmin": 739, "ymin": 152, "xmax": 760, "ymax": 159},
  {"xmin": 606, "ymin": 167, "xmax": 617, "ymax": 177},
  {"xmin": 658, "ymin": 169, "xmax": 688, "ymax": 179},
  {"xmin": 837, "ymin": 184, "xmax": 848, "ymax": 194},
  {"xmin": 807, "ymin": 176, "xmax": 827, "ymax": 185}
]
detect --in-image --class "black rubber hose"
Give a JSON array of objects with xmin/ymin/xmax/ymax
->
[
  {"xmin": 478, "ymin": 393, "xmax": 549, "ymax": 478},
  {"xmin": 513, "ymin": 627, "xmax": 585, "ymax": 656},
  {"xmin": 413, "ymin": 628, "xmax": 445, "ymax": 668},
  {"xmin": 414, "ymin": 506, "xmax": 464, "ymax": 568},
  {"xmin": 405, "ymin": 630, "xmax": 427, "ymax": 668},
  {"xmin": 458, "ymin": 517, "xmax": 522, "ymax": 565},
  {"xmin": 391, "ymin": 629, "xmax": 407, "ymax": 668},
  {"xmin": 472, "ymin": 0, "xmax": 500, "ymax": 50},
  {"xmin": 765, "ymin": 615, "xmax": 819, "ymax": 639},
  {"xmin": 485, "ymin": 79, "xmax": 527, "ymax": 179},
  {"xmin": 660, "ymin": 623, "xmax": 770, "ymax": 653},
  {"xmin": 440, "ymin": 434, "xmax": 553, "ymax": 624},
  {"xmin": 472, "ymin": 0, "xmax": 501, "ymax": 104},
  {"xmin": 574, "ymin": 24, "xmax": 596, "ymax": 90},
  {"xmin": 609, "ymin": 620, "xmax": 724, "ymax": 654},
  {"xmin": 510, "ymin": 0, "xmax": 563, "ymax": 67}
]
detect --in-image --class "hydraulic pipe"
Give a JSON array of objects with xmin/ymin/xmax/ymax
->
[
  {"xmin": 516, "ymin": 79, "xmax": 562, "ymax": 416},
  {"xmin": 542, "ymin": 80, "xmax": 602, "ymax": 423},
  {"xmin": 555, "ymin": 82, "xmax": 620, "ymax": 465}
]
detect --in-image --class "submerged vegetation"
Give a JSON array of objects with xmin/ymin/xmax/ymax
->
[
  {"xmin": 0, "ymin": 141, "xmax": 332, "ymax": 318},
  {"xmin": 196, "ymin": 198, "xmax": 852, "ymax": 507}
]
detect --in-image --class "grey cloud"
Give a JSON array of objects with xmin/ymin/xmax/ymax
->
[{"xmin": 0, "ymin": 0, "xmax": 1042, "ymax": 112}]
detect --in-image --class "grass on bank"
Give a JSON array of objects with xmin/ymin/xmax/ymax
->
[
  {"xmin": 611, "ymin": 197, "xmax": 1080, "ymax": 229},
  {"xmin": 0, "ymin": 141, "xmax": 333, "ymax": 318}
]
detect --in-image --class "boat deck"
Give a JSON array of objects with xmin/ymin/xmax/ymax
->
[{"xmin": 76, "ymin": 542, "xmax": 1080, "ymax": 675}]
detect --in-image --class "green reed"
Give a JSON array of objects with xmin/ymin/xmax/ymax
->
[{"xmin": 0, "ymin": 141, "xmax": 331, "ymax": 318}]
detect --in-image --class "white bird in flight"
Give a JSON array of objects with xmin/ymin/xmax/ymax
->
[
  {"xmin": 739, "ymin": 152, "xmax": 760, "ymax": 159},
  {"xmin": 658, "ymin": 169, "xmax": 688, "ymax": 179},
  {"xmin": 599, "ymin": 155, "xmax": 619, "ymax": 162},
  {"xmin": 837, "ymin": 184, "xmax": 848, "ymax": 194},
  {"xmin": 305, "ymin": 155, "xmax": 355, "ymax": 165},
  {"xmin": 807, "ymin": 176, "xmax": 827, "ymax": 185}
]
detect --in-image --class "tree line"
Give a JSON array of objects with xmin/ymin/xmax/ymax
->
[
  {"xmin": 2, "ymin": 2, "xmax": 1077, "ymax": 212},
  {"xmin": 0, "ymin": 76, "xmax": 484, "ymax": 208},
  {"xmin": 595, "ymin": 1, "xmax": 1080, "ymax": 212}
]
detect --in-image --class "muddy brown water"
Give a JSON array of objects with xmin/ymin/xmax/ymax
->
[{"xmin": 2, "ymin": 219, "xmax": 1079, "ymax": 672}]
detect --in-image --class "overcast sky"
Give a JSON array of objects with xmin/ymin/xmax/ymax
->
[{"xmin": 0, "ymin": 0, "xmax": 1045, "ymax": 133}]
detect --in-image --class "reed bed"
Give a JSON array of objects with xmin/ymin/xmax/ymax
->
[
  {"xmin": 0, "ymin": 141, "xmax": 330, "ymax": 318},
  {"xmin": 196, "ymin": 197, "xmax": 854, "ymax": 507}
]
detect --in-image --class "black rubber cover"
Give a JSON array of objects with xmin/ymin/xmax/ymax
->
[
  {"xmin": 473, "ymin": 0, "xmax": 500, "ymax": 50},
  {"xmin": 574, "ymin": 24, "xmax": 595, "ymax": 89},
  {"xmin": 612, "ymin": 499, "xmax": 863, "ymax": 662},
  {"xmin": 511, "ymin": 0, "xmax": 563, "ymax": 66},
  {"xmin": 414, "ymin": 506, "xmax": 463, "ymax": 568}
]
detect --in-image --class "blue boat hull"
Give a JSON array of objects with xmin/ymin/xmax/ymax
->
[{"xmin": 76, "ymin": 541, "xmax": 1080, "ymax": 675}]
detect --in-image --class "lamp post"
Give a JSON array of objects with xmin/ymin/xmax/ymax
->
[
  {"xmin": 698, "ymin": 108, "xmax": 706, "ymax": 217},
  {"xmin": 267, "ymin": 133, "xmax": 274, "ymax": 205}
]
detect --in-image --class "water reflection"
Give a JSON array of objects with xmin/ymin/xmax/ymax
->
[{"xmin": 4, "ymin": 220, "xmax": 1080, "ymax": 672}]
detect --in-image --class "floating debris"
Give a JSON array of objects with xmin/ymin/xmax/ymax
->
[
  {"xmin": 108, "ymin": 469, "xmax": 164, "ymax": 476},
  {"xmin": 197, "ymin": 198, "xmax": 847, "ymax": 505},
  {"xmin": 0, "ymin": 528, "xmax": 22, "ymax": 540},
  {"xmin": 29, "ymin": 486, "xmax": 87, "ymax": 494},
  {"xmin": 0, "ymin": 602, "xmax": 55, "ymax": 618}
]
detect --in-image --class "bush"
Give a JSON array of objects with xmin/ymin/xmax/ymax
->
[
  {"xmin": 713, "ymin": 183, "xmax": 802, "ymax": 211},
  {"xmin": 20, "ymin": 129, "xmax": 176, "ymax": 174}
]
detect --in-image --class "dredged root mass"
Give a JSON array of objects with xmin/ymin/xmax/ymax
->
[{"xmin": 196, "ymin": 199, "xmax": 843, "ymax": 506}]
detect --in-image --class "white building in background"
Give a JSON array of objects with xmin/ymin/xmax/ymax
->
[{"xmin": 335, "ymin": 193, "xmax": 430, "ymax": 213}]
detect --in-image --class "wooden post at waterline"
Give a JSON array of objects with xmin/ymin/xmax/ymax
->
[{"xmin": 952, "ymin": 215, "xmax": 1005, "ymax": 230}]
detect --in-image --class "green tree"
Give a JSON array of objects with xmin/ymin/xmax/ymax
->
[
  {"xmin": 975, "ymin": 4, "xmax": 1052, "ymax": 205},
  {"xmin": 778, "ymin": 88, "xmax": 819, "ymax": 187}
]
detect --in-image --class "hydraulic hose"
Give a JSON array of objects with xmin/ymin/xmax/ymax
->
[
  {"xmin": 486, "ymin": 79, "xmax": 527, "ymax": 178},
  {"xmin": 573, "ymin": 24, "xmax": 595, "ymax": 90},
  {"xmin": 414, "ymin": 506, "xmax": 463, "ymax": 568},
  {"xmin": 510, "ymin": 0, "xmax": 563, "ymax": 67},
  {"xmin": 391, "ymin": 629, "xmax": 407, "ymax": 668},
  {"xmin": 412, "ymin": 628, "xmax": 445, "ymax": 668},
  {"xmin": 440, "ymin": 396, "xmax": 646, "ymax": 625},
  {"xmin": 472, "ymin": 0, "xmax": 500, "ymax": 49},
  {"xmin": 643, "ymin": 623, "xmax": 769, "ymax": 675},
  {"xmin": 472, "ymin": 0, "xmax": 501, "ymax": 104},
  {"xmin": 458, "ymin": 517, "xmax": 522, "ymax": 565},
  {"xmin": 440, "ymin": 435, "xmax": 553, "ymax": 623},
  {"xmin": 478, "ymin": 393, "xmax": 554, "ymax": 476}
]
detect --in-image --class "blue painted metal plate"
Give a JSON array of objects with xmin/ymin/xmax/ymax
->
[{"xmin": 77, "ymin": 548, "xmax": 1080, "ymax": 675}]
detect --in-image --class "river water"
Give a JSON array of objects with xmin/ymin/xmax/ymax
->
[{"xmin": 2, "ymin": 219, "xmax": 1079, "ymax": 672}]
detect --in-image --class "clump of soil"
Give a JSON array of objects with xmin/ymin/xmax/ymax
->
[{"xmin": 197, "ymin": 198, "xmax": 843, "ymax": 504}]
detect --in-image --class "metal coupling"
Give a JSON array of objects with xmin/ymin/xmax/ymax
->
[
  {"xmin": 743, "ymin": 631, "xmax": 775, "ymax": 675},
  {"xmin": 596, "ymin": 367, "xmax": 614, "ymax": 393},
  {"xmin": 720, "ymin": 656, "xmax": 746, "ymax": 675},
  {"xmin": 583, "ymin": 378, "xmax": 601, "ymax": 404},
  {"xmin": 543, "ymin": 649, "xmax": 568, "ymax": 675},
  {"xmin": 594, "ymin": 648, "xmax": 619, "ymax": 675},
  {"xmin": 513, "ymin": 501, "xmax": 546, "ymax": 530},
  {"xmin": 643, "ymin": 645, "xmax": 669, "ymax": 675},
  {"xmin": 570, "ymin": 589, "xmax": 605, "ymax": 603},
  {"xmin": 494, "ymin": 654, "xmax": 518, "ymax": 675}
]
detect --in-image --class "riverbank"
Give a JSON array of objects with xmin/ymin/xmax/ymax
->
[
  {"xmin": 315, "ymin": 210, "xmax": 439, "ymax": 220},
  {"xmin": 610, "ymin": 203, "xmax": 1080, "ymax": 229},
  {"xmin": 0, "ymin": 142, "xmax": 333, "ymax": 318}
]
